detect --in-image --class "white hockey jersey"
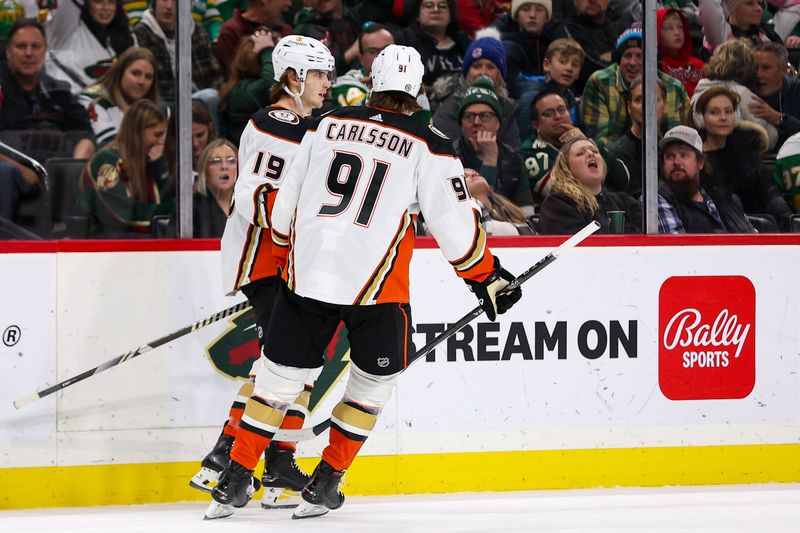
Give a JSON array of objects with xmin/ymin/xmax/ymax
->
[
  {"xmin": 220, "ymin": 106, "xmax": 308, "ymax": 295},
  {"xmin": 270, "ymin": 106, "xmax": 496, "ymax": 306}
]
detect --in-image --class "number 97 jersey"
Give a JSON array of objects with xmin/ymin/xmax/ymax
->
[
  {"xmin": 270, "ymin": 106, "xmax": 496, "ymax": 306},
  {"xmin": 221, "ymin": 106, "xmax": 308, "ymax": 295}
]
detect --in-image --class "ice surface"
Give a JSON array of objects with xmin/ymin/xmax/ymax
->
[{"xmin": 2, "ymin": 484, "xmax": 799, "ymax": 533}]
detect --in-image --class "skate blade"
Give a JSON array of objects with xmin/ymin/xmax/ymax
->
[
  {"xmin": 292, "ymin": 500, "xmax": 329, "ymax": 520},
  {"xmin": 189, "ymin": 467, "xmax": 220, "ymax": 494},
  {"xmin": 204, "ymin": 500, "xmax": 234, "ymax": 520},
  {"xmin": 261, "ymin": 487, "xmax": 300, "ymax": 509}
]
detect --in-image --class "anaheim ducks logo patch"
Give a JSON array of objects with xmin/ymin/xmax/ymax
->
[
  {"xmin": 429, "ymin": 124, "xmax": 449, "ymax": 139},
  {"xmin": 269, "ymin": 109, "xmax": 300, "ymax": 124},
  {"xmin": 96, "ymin": 163, "xmax": 119, "ymax": 189}
]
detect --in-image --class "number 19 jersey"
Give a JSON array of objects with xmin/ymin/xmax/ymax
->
[{"xmin": 270, "ymin": 106, "xmax": 496, "ymax": 306}]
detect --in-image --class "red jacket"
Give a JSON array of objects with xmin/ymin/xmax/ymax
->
[{"xmin": 657, "ymin": 8, "xmax": 705, "ymax": 96}]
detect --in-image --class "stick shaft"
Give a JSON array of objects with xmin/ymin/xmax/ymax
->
[{"xmin": 13, "ymin": 301, "xmax": 251, "ymax": 409}]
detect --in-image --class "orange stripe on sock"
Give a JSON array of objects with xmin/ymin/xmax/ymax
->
[
  {"xmin": 230, "ymin": 430, "xmax": 271, "ymax": 471},
  {"xmin": 322, "ymin": 425, "xmax": 368, "ymax": 472}
]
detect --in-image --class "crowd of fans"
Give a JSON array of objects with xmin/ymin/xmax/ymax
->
[{"xmin": 2, "ymin": 0, "xmax": 800, "ymax": 238}]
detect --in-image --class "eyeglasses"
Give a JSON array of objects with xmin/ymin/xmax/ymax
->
[
  {"xmin": 539, "ymin": 106, "xmax": 569, "ymax": 119},
  {"xmin": 461, "ymin": 111, "xmax": 498, "ymax": 123},
  {"xmin": 209, "ymin": 156, "xmax": 237, "ymax": 166},
  {"xmin": 422, "ymin": 1, "xmax": 449, "ymax": 11}
]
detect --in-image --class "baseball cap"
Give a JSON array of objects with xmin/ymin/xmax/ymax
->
[{"xmin": 659, "ymin": 125, "xmax": 703, "ymax": 153}]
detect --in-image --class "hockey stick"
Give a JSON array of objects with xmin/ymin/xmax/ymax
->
[
  {"xmin": 12, "ymin": 301, "xmax": 252, "ymax": 410},
  {"xmin": 276, "ymin": 221, "xmax": 601, "ymax": 441}
]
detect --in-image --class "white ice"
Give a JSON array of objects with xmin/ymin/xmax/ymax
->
[{"xmin": 2, "ymin": 484, "xmax": 799, "ymax": 533}]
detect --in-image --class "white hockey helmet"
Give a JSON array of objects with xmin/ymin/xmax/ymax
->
[
  {"xmin": 370, "ymin": 44, "xmax": 424, "ymax": 97},
  {"xmin": 272, "ymin": 35, "xmax": 335, "ymax": 84}
]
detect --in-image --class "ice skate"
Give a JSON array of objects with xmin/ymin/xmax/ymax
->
[
  {"xmin": 190, "ymin": 429, "xmax": 233, "ymax": 493},
  {"xmin": 261, "ymin": 443, "xmax": 309, "ymax": 509},
  {"xmin": 291, "ymin": 460, "xmax": 345, "ymax": 520},
  {"xmin": 204, "ymin": 461, "xmax": 260, "ymax": 520}
]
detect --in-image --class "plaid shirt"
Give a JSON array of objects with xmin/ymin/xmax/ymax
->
[
  {"xmin": 655, "ymin": 189, "xmax": 724, "ymax": 233},
  {"xmin": 133, "ymin": 15, "xmax": 222, "ymax": 106},
  {"xmin": 581, "ymin": 64, "xmax": 690, "ymax": 147}
]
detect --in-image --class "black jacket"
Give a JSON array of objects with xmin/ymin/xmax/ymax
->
[
  {"xmin": 658, "ymin": 180, "xmax": 755, "ymax": 233},
  {"xmin": 393, "ymin": 23, "xmax": 469, "ymax": 86},
  {"xmin": 703, "ymin": 126, "xmax": 792, "ymax": 229},
  {"xmin": 455, "ymin": 135, "xmax": 522, "ymax": 201},
  {"xmin": 493, "ymin": 14, "xmax": 556, "ymax": 80},
  {"xmin": 609, "ymin": 130, "xmax": 642, "ymax": 198},
  {"xmin": 763, "ymin": 77, "xmax": 800, "ymax": 148},
  {"xmin": 536, "ymin": 188, "xmax": 642, "ymax": 235}
]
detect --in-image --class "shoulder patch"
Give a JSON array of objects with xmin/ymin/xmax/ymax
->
[
  {"xmin": 429, "ymin": 124, "xmax": 449, "ymax": 139},
  {"xmin": 96, "ymin": 163, "xmax": 119, "ymax": 190},
  {"xmin": 268, "ymin": 109, "xmax": 300, "ymax": 124}
]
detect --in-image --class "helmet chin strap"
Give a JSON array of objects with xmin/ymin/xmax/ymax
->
[{"xmin": 283, "ymin": 79, "xmax": 308, "ymax": 116}]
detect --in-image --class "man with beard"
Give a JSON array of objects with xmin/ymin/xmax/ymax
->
[{"xmin": 657, "ymin": 125, "xmax": 754, "ymax": 233}]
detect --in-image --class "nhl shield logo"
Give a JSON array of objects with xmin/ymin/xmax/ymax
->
[
  {"xmin": 377, "ymin": 357, "xmax": 390, "ymax": 368},
  {"xmin": 205, "ymin": 310, "xmax": 352, "ymax": 412}
]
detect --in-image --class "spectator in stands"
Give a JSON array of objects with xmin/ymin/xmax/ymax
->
[
  {"xmin": 552, "ymin": 0, "xmax": 637, "ymax": 92},
  {"xmin": 699, "ymin": 0, "xmax": 783, "ymax": 55},
  {"xmin": 215, "ymin": 0, "xmax": 292, "ymax": 78},
  {"xmin": 752, "ymin": 42, "xmax": 800, "ymax": 146},
  {"xmin": 774, "ymin": 131, "xmax": 800, "ymax": 211},
  {"xmin": 657, "ymin": 125, "xmax": 755, "ymax": 233},
  {"xmin": 520, "ymin": 89, "xmax": 629, "ymax": 204},
  {"xmin": 432, "ymin": 29, "xmax": 520, "ymax": 147},
  {"xmin": 45, "ymin": 0, "xmax": 135, "ymax": 95},
  {"xmin": 0, "ymin": 0, "xmax": 24, "ymax": 55},
  {"xmin": 693, "ymin": 85, "xmax": 792, "ymax": 229},
  {"xmin": 193, "ymin": 138, "xmax": 237, "ymax": 238},
  {"xmin": 536, "ymin": 136, "xmax": 642, "ymax": 234},
  {"xmin": 294, "ymin": 0, "xmax": 361, "ymax": 75},
  {"xmin": 134, "ymin": 0, "xmax": 223, "ymax": 110},
  {"xmin": 165, "ymin": 100, "xmax": 217, "ymax": 178},
  {"xmin": 581, "ymin": 22, "xmax": 690, "ymax": 147},
  {"xmin": 658, "ymin": 7, "xmax": 705, "ymax": 96},
  {"xmin": 79, "ymin": 99, "xmax": 172, "ymax": 237},
  {"xmin": 0, "ymin": 19, "xmax": 95, "ymax": 187},
  {"xmin": 220, "ymin": 28, "xmax": 276, "ymax": 143},
  {"xmin": 332, "ymin": 22, "xmax": 394, "ymax": 107},
  {"xmin": 609, "ymin": 76, "xmax": 666, "ymax": 197},
  {"xmin": 394, "ymin": 0, "xmax": 470, "ymax": 88},
  {"xmin": 192, "ymin": 0, "xmax": 225, "ymax": 43},
  {"xmin": 80, "ymin": 47, "xmax": 161, "ymax": 147},
  {"xmin": 692, "ymin": 38, "xmax": 779, "ymax": 149},
  {"xmin": 464, "ymin": 168, "xmax": 536, "ymax": 235},
  {"xmin": 494, "ymin": 0, "xmax": 555, "ymax": 81},
  {"xmin": 515, "ymin": 37, "xmax": 584, "ymax": 143},
  {"xmin": 456, "ymin": 0, "xmax": 508, "ymax": 37},
  {"xmin": 453, "ymin": 76, "xmax": 524, "ymax": 203}
]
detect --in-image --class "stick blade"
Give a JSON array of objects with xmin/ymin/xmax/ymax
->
[{"xmin": 13, "ymin": 392, "xmax": 40, "ymax": 410}]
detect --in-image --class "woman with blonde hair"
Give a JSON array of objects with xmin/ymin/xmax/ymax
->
[
  {"xmin": 193, "ymin": 138, "xmax": 237, "ymax": 238},
  {"xmin": 691, "ymin": 38, "xmax": 779, "ymax": 149},
  {"xmin": 537, "ymin": 137, "xmax": 641, "ymax": 234},
  {"xmin": 79, "ymin": 99, "xmax": 172, "ymax": 237},
  {"xmin": 220, "ymin": 28, "xmax": 277, "ymax": 143},
  {"xmin": 80, "ymin": 47, "xmax": 160, "ymax": 146}
]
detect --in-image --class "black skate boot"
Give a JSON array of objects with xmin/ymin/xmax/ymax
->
[
  {"xmin": 291, "ymin": 460, "xmax": 345, "ymax": 519},
  {"xmin": 261, "ymin": 442, "xmax": 310, "ymax": 509},
  {"xmin": 204, "ymin": 460, "xmax": 261, "ymax": 520},
  {"xmin": 190, "ymin": 426, "xmax": 233, "ymax": 493}
]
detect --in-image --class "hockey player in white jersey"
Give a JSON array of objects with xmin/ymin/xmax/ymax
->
[
  {"xmin": 196, "ymin": 35, "xmax": 335, "ymax": 517},
  {"xmin": 206, "ymin": 45, "xmax": 522, "ymax": 520}
]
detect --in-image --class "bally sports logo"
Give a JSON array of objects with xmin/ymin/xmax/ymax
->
[{"xmin": 658, "ymin": 276, "xmax": 755, "ymax": 400}]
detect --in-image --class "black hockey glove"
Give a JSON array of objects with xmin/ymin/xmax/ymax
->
[{"xmin": 465, "ymin": 257, "xmax": 522, "ymax": 321}]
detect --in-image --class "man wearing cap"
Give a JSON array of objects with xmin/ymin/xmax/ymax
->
[
  {"xmin": 454, "ymin": 76, "xmax": 526, "ymax": 204},
  {"xmin": 494, "ymin": 0, "xmax": 556, "ymax": 80},
  {"xmin": 657, "ymin": 125, "xmax": 755, "ymax": 233},
  {"xmin": 581, "ymin": 22, "xmax": 690, "ymax": 147}
]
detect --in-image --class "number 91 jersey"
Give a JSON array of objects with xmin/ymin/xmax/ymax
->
[
  {"xmin": 221, "ymin": 106, "xmax": 307, "ymax": 295},
  {"xmin": 270, "ymin": 106, "xmax": 496, "ymax": 306}
]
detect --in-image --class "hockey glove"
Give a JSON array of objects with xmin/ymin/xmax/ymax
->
[{"xmin": 465, "ymin": 257, "xmax": 522, "ymax": 321}]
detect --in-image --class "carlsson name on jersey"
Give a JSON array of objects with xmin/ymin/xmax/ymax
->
[{"xmin": 325, "ymin": 120, "xmax": 414, "ymax": 158}]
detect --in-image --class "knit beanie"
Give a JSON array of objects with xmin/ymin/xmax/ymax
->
[
  {"xmin": 458, "ymin": 76, "xmax": 503, "ymax": 122},
  {"xmin": 511, "ymin": 0, "xmax": 552, "ymax": 19},
  {"xmin": 461, "ymin": 28, "xmax": 508, "ymax": 78},
  {"xmin": 613, "ymin": 22, "xmax": 642, "ymax": 64}
]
